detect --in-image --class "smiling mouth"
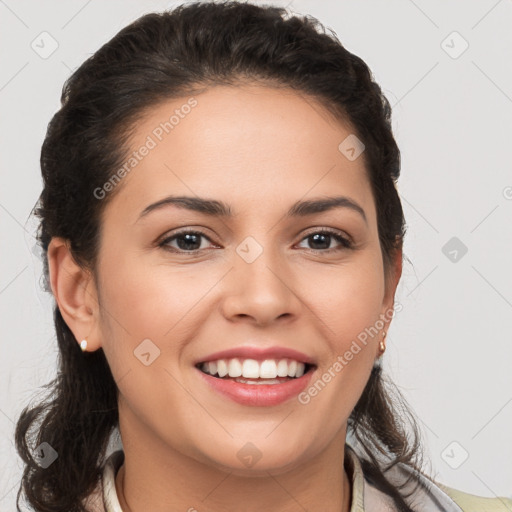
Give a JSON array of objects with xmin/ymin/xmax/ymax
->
[{"xmin": 195, "ymin": 358, "xmax": 316, "ymax": 382}]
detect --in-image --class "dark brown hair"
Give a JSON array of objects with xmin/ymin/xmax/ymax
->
[{"xmin": 15, "ymin": 2, "xmax": 425, "ymax": 511}]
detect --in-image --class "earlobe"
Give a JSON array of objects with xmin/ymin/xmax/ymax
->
[{"xmin": 47, "ymin": 237, "xmax": 101, "ymax": 351}]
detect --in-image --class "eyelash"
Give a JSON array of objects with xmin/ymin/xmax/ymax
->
[{"xmin": 158, "ymin": 228, "xmax": 353, "ymax": 255}]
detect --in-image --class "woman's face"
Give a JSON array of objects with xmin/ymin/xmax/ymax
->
[{"xmin": 91, "ymin": 84, "xmax": 400, "ymax": 474}]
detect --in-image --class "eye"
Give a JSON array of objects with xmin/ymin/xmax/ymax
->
[
  {"xmin": 158, "ymin": 229, "xmax": 216, "ymax": 254},
  {"xmin": 296, "ymin": 229, "xmax": 353, "ymax": 253},
  {"xmin": 158, "ymin": 228, "xmax": 353, "ymax": 255}
]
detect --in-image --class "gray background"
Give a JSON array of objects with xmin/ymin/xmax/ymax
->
[{"xmin": 1, "ymin": 0, "xmax": 511, "ymax": 509}]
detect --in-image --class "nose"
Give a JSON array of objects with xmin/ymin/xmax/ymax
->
[{"xmin": 219, "ymin": 242, "xmax": 300, "ymax": 326}]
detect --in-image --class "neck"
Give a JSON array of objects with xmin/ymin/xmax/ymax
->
[
  {"xmin": 116, "ymin": 454, "xmax": 352, "ymax": 512},
  {"xmin": 115, "ymin": 407, "xmax": 352, "ymax": 512}
]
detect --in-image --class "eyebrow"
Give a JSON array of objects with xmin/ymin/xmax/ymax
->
[{"xmin": 137, "ymin": 195, "xmax": 367, "ymax": 224}]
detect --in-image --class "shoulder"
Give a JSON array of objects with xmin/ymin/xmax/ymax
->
[
  {"xmin": 438, "ymin": 484, "xmax": 512, "ymax": 512},
  {"xmin": 345, "ymin": 444, "xmax": 512, "ymax": 512},
  {"xmin": 396, "ymin": 462, "xmax": 512, "ymax": 512},
  {"xmin": 392, "ymin": 461, "xmax": 512, "ymax": 512}
]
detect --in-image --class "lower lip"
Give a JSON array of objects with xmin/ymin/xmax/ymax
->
[{"xmin": 197, "ymin": 368, "xmax": 315, "ymax": 407}]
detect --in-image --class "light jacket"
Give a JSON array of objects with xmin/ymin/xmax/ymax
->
[{"xmin": 83, "ymin": 446, "xmax": 512, "ymax": 511}]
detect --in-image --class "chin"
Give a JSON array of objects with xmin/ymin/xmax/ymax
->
[{"xmin": 196, "ymin": 440, "xmax": 312, "ymax": 477}]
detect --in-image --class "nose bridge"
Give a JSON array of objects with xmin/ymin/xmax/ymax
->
[
  {"xmin": 234, "ymin": 234, "xmax": 285, "ymax": 290},
  {"xmin": 222, "ymin": 233, "xmax": 297, "ymax": 322}
]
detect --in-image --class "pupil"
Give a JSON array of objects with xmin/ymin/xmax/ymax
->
[
  {"xmin": 178, "ymin": 233, "xmax": 200, "ymax": 251},
  {"xmin": 310, "ymin": 233, "xmax": 330, "ymax": 250}
]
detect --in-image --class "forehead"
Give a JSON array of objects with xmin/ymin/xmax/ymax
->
[{"xmin": 102, "ymin": 84, "xmax": 375, "ymax": 223}]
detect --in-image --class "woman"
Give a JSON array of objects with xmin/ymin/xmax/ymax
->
[{"xmin": 14, "ymin": 2, "xmax": 511, "ymax": 511}]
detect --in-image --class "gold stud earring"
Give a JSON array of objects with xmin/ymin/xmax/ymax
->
[
  {"xmin": 80, "ymin": 338, "xmax": 88, "ymax": 352},
  {"xmin": 379, "ymin": 331, "xmax": 387, "ymax": 355}
]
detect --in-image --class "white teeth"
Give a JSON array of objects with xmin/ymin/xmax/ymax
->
[
  {"xmin": 234, "ymin": 377, "xmax": 283, "ymax": 385},
  {"xmin": 208, "ymin": 361, "xmax": 217, "ymax": 376},
  {"xmin": 276, "ymin": 359, "xmax": 289, "ymax": 377},
  {"xmin": 227, "ymin": 358, "xmax": 242, "ymax": 377},
  {"xmin": 199, "ymin": 357, "xmax": 310, "ymax": 379},
  {"xmin": 216, "ymin": 359, "xmax": 229, "ymax": 377},
  {"xmin": 242, "ymin": 359, "xmax": 260, "ymax": 378},
  {"xmin": 260, "ymin": 360, "xmax": 277, "ymax": 378}
]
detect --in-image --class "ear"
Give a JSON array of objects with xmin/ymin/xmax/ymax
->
[
  {"xmin": 381, "ymin": 246, "xmax": 403, "ymax": 323},
  {"xmin": 47, "ymin": 237, "xmax": 102, "ymax": 351}
]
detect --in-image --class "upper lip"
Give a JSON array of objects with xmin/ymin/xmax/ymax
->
[{"xmin": 196, "ymin": 346, "xmax": 316, "ymax": 366}]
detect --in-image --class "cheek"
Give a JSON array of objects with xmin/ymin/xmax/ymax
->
[
  {"xmin": 296, "ymin": 250, "xmax": 385, "ymax": 401},
  {"xmin": 95, "ymin": 255, "xmax": 212, "ymax": 427},
  {"xmin": 296, "ymin": 262, "xmax": 384, "ymax": 429},
  {"xmin": 301, "ymin": 253, "xmax": 385, "ymax": 343},
  {"xmin": 99, "ymin": 253, "xmax": 202, "ymax": 331},
  {"xmin": 96, "ymin": 252, "xmax": 226, "ymax": 368}
]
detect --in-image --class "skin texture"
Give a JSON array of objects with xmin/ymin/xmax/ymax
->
[{"xmin": 48, "ymin": 84, "xmax": 402, "ymax": 512}]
